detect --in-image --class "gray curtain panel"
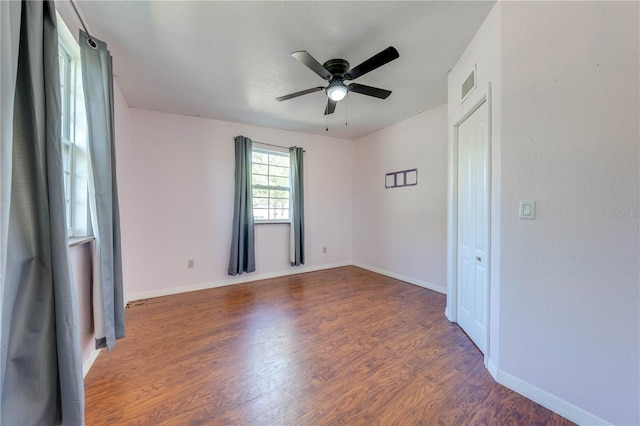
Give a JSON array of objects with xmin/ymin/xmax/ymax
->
[
  {"xmin": 289, "ymin": 147, "xmax": 305, "ymax": 266},
  {"xmin": 0, "ymin": 0, "xmax": 21, "ymax": 290},
  {"xmin": 1, "ymin": 1, "xmax": 85, "ymax": 424},
  {"xmin": 228, "ymin": 135, "xmax": 255, "ymax": 275},
  {"xmin": 80, "ymin": 30, "xmax": 125, "ymax": 351}
]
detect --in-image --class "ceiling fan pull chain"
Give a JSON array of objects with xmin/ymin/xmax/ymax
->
[
  {"xmin": 326, "ymin": 115, "xmax": 329, "ymax": 132},
  {"xmin": 345, "ymin": 97, "xmax": 348, "ymax": 127}
]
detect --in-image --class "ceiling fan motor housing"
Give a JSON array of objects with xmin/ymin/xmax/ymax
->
[{"xmin": 322, "ymin": 58, "xmax": 350, "ymax": 78}]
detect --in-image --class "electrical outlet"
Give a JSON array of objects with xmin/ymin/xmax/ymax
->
[
  {"xmin": 323, "ymin": 247, "xmax": 327, "ymax": 254},
  {"xmin": 187, "ymin": 259, "xmax": 194, "ymax": 269}
]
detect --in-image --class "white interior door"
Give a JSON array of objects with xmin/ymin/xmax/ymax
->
[{"xmin": 457, "ymin": 101, "xmax": 489, "ymax": 353}]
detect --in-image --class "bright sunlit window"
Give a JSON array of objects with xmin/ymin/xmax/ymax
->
[
  {"xmin": 57, "ymin": 12, "xmax": 90, "ymax": 238},
  {"xmin": 251, "ymin": 148, "xmax": 291, "ymax": 222}
]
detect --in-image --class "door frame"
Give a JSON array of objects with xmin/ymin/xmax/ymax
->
[{"xmin": 446, "ymin": 84, "xmax": 492, "ymax": 362}]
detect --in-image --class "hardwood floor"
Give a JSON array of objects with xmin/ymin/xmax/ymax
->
[{"xmin": 84, "ymin": 266, "xmax": 573, "ymax": 425}]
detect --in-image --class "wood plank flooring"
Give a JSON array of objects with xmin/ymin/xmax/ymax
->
[{"xmin": 84, "ymin": 266, "xmax": 573, "ymax": 425}]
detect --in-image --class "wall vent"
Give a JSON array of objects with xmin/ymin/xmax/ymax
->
[{"xmin": 461, "ymin": 66, "xmax": 476, "ymax": 103}]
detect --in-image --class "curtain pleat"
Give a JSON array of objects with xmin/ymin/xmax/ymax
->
[
  {"xmin": 1, "ymin": 1, "xmax": 85, "ymax": 424},
  {"xmin": 289, "ymin": 147, "xmax": 305, "ymax": 266},
  {"xmin": 0, "ymin": 0, "xmax": 21, "ymax": 285},
  {"xmin": 228, "ymin": 135, "xmax": 255, "ymax": 275},
  {"xmin": 80, "ymin": 30, "xmax": 125, "ymax": 351}
]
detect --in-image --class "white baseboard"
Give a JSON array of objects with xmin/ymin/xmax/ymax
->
[
  {"xmin": 496, "ymin": 369, "xmax": 610, "ymax": 426},
  {"xmin": 125, "ymin": 261, "xmax": 352, "ymax": 303},
  {"xmin": 83, "ymin": 348, "xmax": 101, "ymax": 379},
  {"xmin": 486, "ymin": 358, "xmax": 499, "ymax": 380},
  {"xmin": 126, "ymin": 261, "xmax": 446, "ymax": 303},
  {"xmin": 351, "ymin": 262, "xmax": 447, "ymax": 294},
  {"xmin": 444, "ymin": 307, "xmax": 453, "ymax": 322}
]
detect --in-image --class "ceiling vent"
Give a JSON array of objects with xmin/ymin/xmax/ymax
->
[{"xmin": 461, "ymin": 66, "xmax": 476, "ymax": 103}]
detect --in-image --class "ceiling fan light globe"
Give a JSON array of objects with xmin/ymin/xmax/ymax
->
[{"xmin": 327, "ymin": 85, "xmax": 348, "ymax": 101}]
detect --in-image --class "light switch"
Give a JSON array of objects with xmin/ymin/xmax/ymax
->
[{"xmin": 519, "ymin": 200, "xmax": 536, "ymax": 219}]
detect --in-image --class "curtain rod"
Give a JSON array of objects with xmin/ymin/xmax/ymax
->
[
  {"xmin": 69, "ymin": 0, "xmax": 98, "ymax": 49},
  {"xmin": 253, "ymin": 140, "xmax": 305, "ymax": 152}
]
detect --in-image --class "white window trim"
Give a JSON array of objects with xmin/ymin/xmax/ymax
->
[
  {"xmin": 59, "ymin": 42, "xmax": 75, "ymax": 235},
  {"xmin": 57, "ymin": 12, "xmax": 91, "ymax": 240}
]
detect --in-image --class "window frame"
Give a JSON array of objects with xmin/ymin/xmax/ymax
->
[
  {"xmin": 57, "ymin": 12, "xmax": 91, "ymax": 239},
  {"xmin": 251, "ymin": 147, "xmax": 291, "ymax": 224},
  {"xmin": 58, "ymin": 42, "xmax": 75, "ymax": 234}
]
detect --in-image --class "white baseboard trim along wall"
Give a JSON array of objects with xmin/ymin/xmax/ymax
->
[
  {"xmin": 495, "ymin": 369, "xmax": 609, "ymax": 426},
  {"xmin": 83, "ymin": 349, "xmax": 101, "ymax": 379},
  {"xmin": 486, "ymin": 359, "xmax": 499, "ymax": 380},
  {"xmin": 351, "ymin": 262, "xmax": 446, "ymax": 295},
  {"xmin": 124, "ymin": 261, "xmax": 352, "ymax": 304}
]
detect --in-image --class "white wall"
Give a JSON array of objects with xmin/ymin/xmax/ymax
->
[
  {"xmin": 498, "ymin": 2, "xmax": 639, "ymax": 424},
  {"xmin": 69, "ymin": 243, "xmax": 94, "ymax": 367},
  {"xmin": 352, "ymin": 104, "xmax": 448, "ymax": 292},
  {"xmin": 115, "ymin": 107, "xmax": 354, "ymax": 299},
  {"xmin": 113, "ymin": 78, "xmax": 132, "ymax": 296}
]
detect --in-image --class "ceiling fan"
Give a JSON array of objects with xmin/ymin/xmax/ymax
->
[{"xmin": 276, "ymin": 46, "xmax": 399, "ymax": 115}]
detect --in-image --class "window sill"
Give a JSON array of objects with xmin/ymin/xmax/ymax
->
[
  {"xmin": 255, "ymin": 220, "xmax": 291, "ymax": 225},
  {"xmin": 69, "ymin": 236, "xmax": 95, "ymax": 247}
]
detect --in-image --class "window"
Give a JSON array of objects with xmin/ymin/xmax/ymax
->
[
  {"xmin": 58, "ymin": 44, "xmax": 73, "ymax": 226},
  {"xmin": 57, "ymin": 13, "xmax": 90, "ymax": 238},
  {"xmin": 252, "ymin": 148, "xmax": 290, "ymax": 222}
]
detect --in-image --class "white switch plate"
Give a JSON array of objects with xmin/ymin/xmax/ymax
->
[{"xmin": 519, "ymin": 200, "xmax": 536, "ymax": 219}]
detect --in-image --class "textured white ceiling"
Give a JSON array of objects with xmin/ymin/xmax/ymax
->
[{"xmin": 75, "ymin": 1, "xmax": 495, "ymax": 140}]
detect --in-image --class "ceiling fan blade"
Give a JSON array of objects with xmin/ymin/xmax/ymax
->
[
  {"xmin": 276, "ymin": 86, "xmax": 325, "ymax": 102},
  {"xmin": 345, "ymin": 46, "xmax": 399, "ymax": 80},
  {"xmin": 291, "ymin": 51, "xmax": 332, "ymax": 80},
  {"xmin": 324, "ymin": 99, "xmax": 337, "ymax": 115},
  {"xmin": 348, "ymin": 83, "xmax": 392, "ymax": 99}
]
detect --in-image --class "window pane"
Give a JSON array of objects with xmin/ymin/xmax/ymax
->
[
  {"xmin": 252, "ymin": 152, "xmax": 267, "ymax": 164},
  {"xmin": 269, "ymin": 176, "xmax": 289, "ymax": 187},
  {"xmin": 269, "ymin": 165, "xmax": 289, "ymax": 177},
  {"xmin": 62, "ymin": 143, "xmax": 70, "ymax": 164},
  {"xmin": 253, "ymin": 174, "xmax": 268, "ymax": 186},
  {"xmin": 253, "ymin": 198, "xmax": 268, "ymax": 208},
  {"xmin": 64, "ymin": 170, "xmax": 71, "ymax": 202},
  {"xmin": 269, "ymin": 209, "xmax": 289, "ymax": 220},
  {"xmin": 254, "ymin": 209, "xmax": 268, "ymax": 220},
  {"xmin": 269, "ymin": 199, "xmax": 289, "ymax": 209},
  {"xmin": 252, "ymin": 163, "xmax": 268, "ymax": 175},
  {"xmin": 269, "ymin": 155, "xmax": 290, "ymax": 167},
  {"xmin": 270, "ymin": 189, "xmax": 289, "ymax": 199},
  {"xmin": 253, "ymin": 188, "xmax": 268, "ymax": 198}
]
